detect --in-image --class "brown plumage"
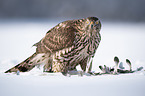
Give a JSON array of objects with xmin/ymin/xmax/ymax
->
[{"xmin": 5, "ymin": 17, "xmax": 101, "ymax": 74}]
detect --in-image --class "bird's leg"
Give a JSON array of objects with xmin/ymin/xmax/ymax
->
[
  {"xmin": 86, "ymin": 59, "xmax": 95, "ymax": 75},
  {"xmin": 86, "ymin": 58, "xmax": 99, "ymax": 75},
  {"xmin": 86, "ymin": 59, "xmax": 100, "ymax": 76},
  {"xmin": 79, "ymin": 57, "xmax": 88, "ymax": 72},
  {"xmin": 79, "ymin": 57, "xmax": 96, "ymax": 76},
  {"xmin": 85, "ymin": 56, "xmax": 94, "ymax": 74},
  {"xmin": 87, "ymin": 59, "xmax": 93, "ymax": 73}
]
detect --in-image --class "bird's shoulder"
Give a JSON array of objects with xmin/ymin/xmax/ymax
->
[
  {"xmin": 47, "ymin": 20, "xmax": 78, "ymax": 34},
  {"xmin": 34, "ymin": 20, "xmax": 80, "ymax": 53}
]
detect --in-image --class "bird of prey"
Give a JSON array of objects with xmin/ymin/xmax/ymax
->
[{"xmin": 5, "ymin": 17, "xmax": 101, "ymax": 75}]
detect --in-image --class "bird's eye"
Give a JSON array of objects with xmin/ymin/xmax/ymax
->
[{"xmin": 96, "ymin": 21, "xmax": 99, "ymax": 24}]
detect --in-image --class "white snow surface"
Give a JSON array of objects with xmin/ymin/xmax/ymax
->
[{"xmin": 0, "ymin": 20, "xmax": 145, "ymax": 96}]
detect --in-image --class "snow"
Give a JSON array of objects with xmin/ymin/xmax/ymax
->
[
  {"xmin": 0, "ymin": 20, "xmax": 145, "ymax": 96},
  {"xmin": 0, "ymin": 73, "xmax": 145, "ymax": 96}
]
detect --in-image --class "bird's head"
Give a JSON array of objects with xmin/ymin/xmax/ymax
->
[
  {"xmin": 77, "ymin": 17, "xmax": 101, "ymax": 37},
  {"xmin": 84, "ymin": 17, "xmax": 101, "ymax": 32}
]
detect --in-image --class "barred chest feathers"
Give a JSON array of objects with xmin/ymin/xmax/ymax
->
[{"xmin": 52, "ymin": 29, "xmax": 101, "ymax": 72}]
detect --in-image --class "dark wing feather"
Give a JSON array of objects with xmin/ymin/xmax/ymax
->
[{"xmin": 35, "ymin": 21, "xmax": 77, "ymax": 53}]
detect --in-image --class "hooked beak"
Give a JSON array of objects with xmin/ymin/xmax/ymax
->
[{"xmin": 90, "ymin": 22, "xmax": 94, "ymax": 29}]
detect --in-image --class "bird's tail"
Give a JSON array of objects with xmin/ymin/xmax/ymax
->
[{"xmin": 5, "ymin": 53, "xmax": 38, "ymax": 73}]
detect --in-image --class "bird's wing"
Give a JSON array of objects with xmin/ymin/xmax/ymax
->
[{"xmin": 34, "ymin": 22, "xmax": 77, "ymax": 53}]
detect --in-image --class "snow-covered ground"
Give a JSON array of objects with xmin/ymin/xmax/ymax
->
[{"xmin": 0, "ymin": 19, "xmax": 145, "ymax": 96}]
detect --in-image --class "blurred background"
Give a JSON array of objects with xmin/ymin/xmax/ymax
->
[
  {"xmin": 0, "ymin": 0, "xmax": 145, "ymax": 71},
  {"xmin": 1, "ymin": 1, "xmax": 145, "ymax": 95},
  {"xmin": 0, "ymin": 0, "xmax": 145, "ymax": 22}
]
